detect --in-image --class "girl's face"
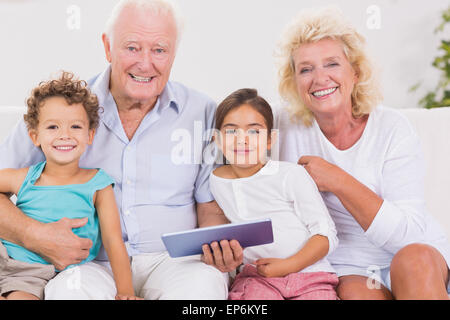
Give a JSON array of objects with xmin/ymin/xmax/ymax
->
[
  {"xmin": 215, "ymin": 104, "xmax": 272, "ymax": 168},
  {"xmin": 29, "ymin": 96, "xmax": 95, "ymax": 166}
]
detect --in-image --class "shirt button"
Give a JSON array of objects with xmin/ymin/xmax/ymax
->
[
  {"xmin": 126, "ymin": 179, "xmax": 131, "ymax": 185},
  {"xmin": 124, "ymin": 210, "xmax": 131, "ymax": 216}
]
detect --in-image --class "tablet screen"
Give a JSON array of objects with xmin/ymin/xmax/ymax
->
[{"xmin": 161, "ymin": 218, "xmax": 273, "ymax": 258}]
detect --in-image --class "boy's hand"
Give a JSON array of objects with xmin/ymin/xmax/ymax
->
[
  {"xmin": 115, "ymin": 294, "xmax": 144, "ymax": 300},
  {"xmin": 254, "ymin": 258, "xmax": 295, "ymax": 278}
]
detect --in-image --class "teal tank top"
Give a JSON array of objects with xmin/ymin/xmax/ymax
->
[{"xmin": 1, "ymin": 161, "xmax": 114, "ymax": 271}]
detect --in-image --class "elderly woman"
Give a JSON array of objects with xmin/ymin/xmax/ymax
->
[{"xmin": 274, "ymin": 7, "xmax": 450, "ymax": 299}]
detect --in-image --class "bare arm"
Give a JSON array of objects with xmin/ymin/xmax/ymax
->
[
  {"xmin": 95, "ymin": 185, "xmax": 140, "ymax": 300},
  {"xmin": 0, "ymin": 193, "xmax": 35, "ymax": 247},
  {"xmin": 0, "ymin": 168, "xmax": 27, "ymax": 195},
  {"xmin": 197, "ymin": 199, "xmax": 230, "ymax": 227},
  {"xmin": 197, "ymin": 200, "xmax": 243, "ymax": 273},
  {"xmin": 255, "ymin": 235, "xmax": 329, "ymax": 277},
  {"xmin": 0, "ymin": 168, "xmax": 30, "ymax": 246},
  {"xmin": 0, "ymin": 168, "xmax": 44, "ymax": 249}
]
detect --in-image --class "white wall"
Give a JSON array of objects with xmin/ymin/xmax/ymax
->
[{"xmin": 0, "ymin": 0, "xmax": 448, "ymax": 108}]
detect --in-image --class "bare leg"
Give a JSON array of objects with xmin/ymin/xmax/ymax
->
[
  {"xmin": 390, "ymin": 243, "xmax": 449, "ymax": 300},
  {"xmin": 4, "ymin": 291, "xmax": 39, "ymax": 300},
  {"xmin": 337, "ymin": 275, "xmax": 393, "ymax": 300}
]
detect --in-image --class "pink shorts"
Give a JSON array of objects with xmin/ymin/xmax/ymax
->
[{"xmin": 229, "ymin": 264, "xmax": 338, "ymax": 300}]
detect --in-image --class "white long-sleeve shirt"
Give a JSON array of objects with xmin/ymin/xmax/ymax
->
[
  {"xmin": 276, "ymin": 105, "xmax": 450, "ymax": 269},
  {"xmin": 209, "ymin": 160, "xmax": 338, "ymax": 274}
]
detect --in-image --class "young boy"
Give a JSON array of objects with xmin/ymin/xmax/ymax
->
[{"xmin": 0, "ymin": 72, "xmax": 141, "ymax": 300}]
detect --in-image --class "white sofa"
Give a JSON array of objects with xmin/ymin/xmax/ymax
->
[{"xmin": 1, "ymin": 106, "xmax": 450, "ymax": 239}]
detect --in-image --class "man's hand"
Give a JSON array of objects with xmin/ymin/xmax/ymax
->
[
  {"xmin": 197, "ymin": 201, "xmax": 243, "ymax": 272},
  {"xmin": 28, "ymin": 217, "xmax": 93, "ymax": 271},
  {"xmin": 201, "ymin": 239, "xmax": 243, "ymax": 273}
]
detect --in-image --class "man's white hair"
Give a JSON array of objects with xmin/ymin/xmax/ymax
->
[{"xmin": 104, "ymin": 0, "xmax": 184, "ymax": 47}]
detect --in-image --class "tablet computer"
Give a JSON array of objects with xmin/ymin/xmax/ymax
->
[{"xmin": 161, "ymin": 218, "xmax": 273, "ymax": 258}]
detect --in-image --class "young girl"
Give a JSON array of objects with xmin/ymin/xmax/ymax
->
[
  {"xmin": 209, "ymin": 88, "xmax": 339, "ymax": 300},
  {"xmin": 0, "ymin": 72, "xmax": 141, "ymax": 300}
]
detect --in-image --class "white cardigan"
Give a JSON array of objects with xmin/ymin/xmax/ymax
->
[{"xmin": 275, "ymin": 105, "xmax": 450, "ymax": 269}]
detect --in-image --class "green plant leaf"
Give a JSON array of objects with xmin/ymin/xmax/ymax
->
[{"xmin": 420, "ymin": 5, "xmax": 450, "ymax": 108}]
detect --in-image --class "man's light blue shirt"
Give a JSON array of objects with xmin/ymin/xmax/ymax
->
[{"xmin": 0, "ymin": 66, "xmax": 217, "ymax": 258}]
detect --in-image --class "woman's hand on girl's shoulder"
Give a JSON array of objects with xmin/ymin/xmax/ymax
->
[{"xmin": 298, "ymin": 156, "xmax": 344, "ymax": 193}]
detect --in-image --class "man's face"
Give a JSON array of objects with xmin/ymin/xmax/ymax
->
[{"xmin": 103, "ymin": 6, "xmax": 177, "ymax": 107}]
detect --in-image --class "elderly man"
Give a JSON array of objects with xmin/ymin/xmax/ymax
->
[{"xmin": 0, "ymin": 0, "xmax": 239, "ymax": 299}]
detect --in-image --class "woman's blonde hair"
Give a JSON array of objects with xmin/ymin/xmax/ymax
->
[{"xmin": 276, "ymin": 6, "xmax": 382, "ymax": 126}]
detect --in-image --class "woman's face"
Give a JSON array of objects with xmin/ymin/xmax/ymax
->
[{"xmin": 292, "ymin": 38, "xmax": 358, "ymax": 118}]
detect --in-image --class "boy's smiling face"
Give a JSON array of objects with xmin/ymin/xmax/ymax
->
[{"xmin": 28, "ymin": 96, "xmax": 95, "ymax": 166}]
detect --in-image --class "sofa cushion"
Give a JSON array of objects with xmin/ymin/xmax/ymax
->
[
  {"xmin": 400, "ymin": 108, "xmax": 450, "ymax": 239},
  {"xmin": 0, "ymin": 106, "xmax": 26, "ymax": 144}
]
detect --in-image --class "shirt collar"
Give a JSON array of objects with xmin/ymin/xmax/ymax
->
[{"xmin": 155, "ymin": 80, "xmax": 182, "ymax": 114}]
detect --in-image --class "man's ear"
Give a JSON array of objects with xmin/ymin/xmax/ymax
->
[
  {"xmin": 28, "ymin": 129, "xmax": 40, "ymax": 148},
  {"xmin": 87, "ymin": 128, "xmax": 96, "ymax": 145},
  {"xmin": 102, "ymin": 33, "xmax": 112, "ymax": 63}
]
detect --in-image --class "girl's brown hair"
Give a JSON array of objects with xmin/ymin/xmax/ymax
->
[
  {"xmin": 24, "ymin": 71, "xmax": 100, "ymax": 130},
  {"xmin": 215, "ymin": 88, "xmax": 273, "ymax": 131}
]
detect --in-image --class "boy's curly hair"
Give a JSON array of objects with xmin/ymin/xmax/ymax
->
[{"xmin": 24, "ymin": 71, "xmax": 100, "ymax": 130}]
